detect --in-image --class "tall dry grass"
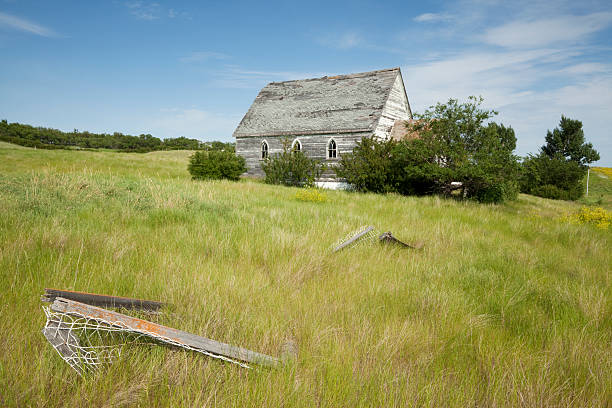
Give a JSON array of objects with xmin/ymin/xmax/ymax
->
[{"xmin": 0, "ymin": 143, "xmax": 610, "ymax": 407}]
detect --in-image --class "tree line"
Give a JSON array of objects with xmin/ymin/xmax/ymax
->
[
  {"xmin": 0, "ymin": 119, "xmax": 234, "ymax": 152},
  {"xmin": 334, "ymin": 98, "xmax": 599, "ymax": 203}
]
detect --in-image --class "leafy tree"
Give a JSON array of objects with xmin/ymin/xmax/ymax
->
[
  {"xmin": 163, "ymin": 136, "xmax": 202, "ymax": 150},
  {"xmin": 462, "ymin": 122, "xmax": 520, "ymax": 202},
  {"xmin": 261, "ymin": 139, "xmax": 326, "ymax": 187},
  {"xmin": 335, "ymin": 97, "xmax": 520, "ymax": 203},
  {"xmin": 188, "ymin": 150, "xmax": 246, "ymax": 181},
  {"xmin": 520, "ymin": 116, "xmax": 599, "ymax": 201},
  {"xmin": 405, "ymin": 97, "xmax": 520, "ymax": 201},
  {"xmin": 541, "ymin": 116, "xmax": 599, "ymax": 165}
]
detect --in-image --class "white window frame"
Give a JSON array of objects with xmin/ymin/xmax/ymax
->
[
  {"xmin": 327, "ymin": 138, "xmax": 338, "ymax": 159},
  {"xmin": 291, "ymin": 138, "xmax": 302, "ymax": 152},
  {"xmin": 261, "ymin": 140, "xmax": 269, "ymax": 160}
]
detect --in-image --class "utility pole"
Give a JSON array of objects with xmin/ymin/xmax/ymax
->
[{"xmin": 586, "ymin": 167, "xmax": 590, "ymax": 197}]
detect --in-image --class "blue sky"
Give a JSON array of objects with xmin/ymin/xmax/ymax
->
[{"xmin": 1, "ymin": 0, "xmax": 611, "ymax": 165}]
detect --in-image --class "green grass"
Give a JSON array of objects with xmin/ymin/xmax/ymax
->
[
  {"xmin": 579, "ymin": 167, "xmax": 612, "ymax": 210},
  {"xmin": 1, "ymin": 141, "xmax": 611, "ymax": 407}
]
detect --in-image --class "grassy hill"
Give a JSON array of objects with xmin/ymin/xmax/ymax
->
[
  {"xmin": 579, "ymin": 167, "xmax": 612, "ymax": 210},
  {"xmin": 1, "ymin": 141, "xmax": 610, "ymax": 407}
]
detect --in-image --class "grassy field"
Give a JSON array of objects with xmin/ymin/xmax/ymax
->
[
  {"xmin": 580, "ymin": 167, "xmax": 612, "ymax": 210},
  {"xmin": 1, "ymin": 141, "xmax": 610, "ymax": 407}
]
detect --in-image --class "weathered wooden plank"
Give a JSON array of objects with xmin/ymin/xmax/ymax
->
[
  {"xmin": 333, "ymin": 226, "xmax": 375, "ymax": 252},
  {"xmin": 50, "ymin": 298, "xmax": 280, "ymax": 368},
  {"xmin": 42, "ymin": 288, "xmax": 164, "ymax": 311}
]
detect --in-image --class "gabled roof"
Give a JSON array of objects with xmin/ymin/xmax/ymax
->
[{"xmin": 233, "ymin": 68, "xmax": 403, "ymax": 137}]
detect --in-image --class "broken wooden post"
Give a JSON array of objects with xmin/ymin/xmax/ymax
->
[
  {"xmin": 50, "ymin": 297, "xmax": 280, "ymax": 368},
  {"xmin": 378, "ymin": 232, "xmax": 424, "ymax": 249},
  {"xmin": 42, "ymin": 288, "xmax": 164, "ymax": 311}
]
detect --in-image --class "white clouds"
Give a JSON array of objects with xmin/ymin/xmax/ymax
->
[
  {"xmin": 210, "ymin": 67, "xmax": 327, "ymax": 89},
  {"xmin": 402, "ymin": 46, "xmax": 612, "ymax": 159},
  {"xmin": 559, "ymin": 62, "xmax": 609, "ymax": 75},
  {"xmin": 317, "ymin": 31, "xmax": 363, "ymax": 49},
  {"xmin": 180, "ymin": 51, "xmax": 228, "ymax": 63},
  {"xmin": 483, "ymin": 12, "xmax": 612, "ymax": 48},
  {"xmin": 500, "ymin": 76, "xmax": 612, "ymax": 157},
  {"xmin": 413, "ymin": 13, "xmax": 453, "ymax": 23},
  {"xmin": 124, "ymin": 1, "xmax": 160, "ymax": 20},
  {"xmin": 403, "ymin": 48, "xmax": 563, "ymax": 104},
  {"xmin": 546, "ymin": 76, "xmax": 612, "ymax": 108},
  {"xmin": 124, "ymin": 1, "xmax": 189, "ymax": 21},
  {"xmin": 336, "ymin": 32, "xmax": 362, "ymax": 49},
  {"xmin": 168, "ymin": 9, "xmax": 189, "ymax": 19},
  {"xmin": 399, "ymin": 4, "xmax": 612, "ymax": 163},
  {"xmin": 0, "ymin": 11, "xmax": 57, "ymax": 37},
  {"xmin": 149, "ymin": 108, "xmax": 241, "ymax": 140}
]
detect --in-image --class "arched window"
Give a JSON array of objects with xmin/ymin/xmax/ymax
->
[
  {"xmin": 261, "ymin": 140, "xmax": 269, "ymax": 159},
  {"xmin": 327, "ymin": 138, "xmax": 337, "ymax": 159},
  {"xmin": 292, "ymin": 139, "xmax": 302, "ymax": 152}
]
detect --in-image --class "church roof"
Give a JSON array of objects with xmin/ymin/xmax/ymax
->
[{"xmin": 233, "ymin": 68, "xmax": 404, "ymax": 137}]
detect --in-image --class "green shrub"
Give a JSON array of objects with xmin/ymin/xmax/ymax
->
[
  {"xmin": 334, "ymin": 137, "xmax": 395, "ymax": 193},
  {"xmin": 188, "ymin": 150, "xmax": 246, "ymax": 181},
  {"xmin": 261, "ymin": 141, "xmax": 325, "ymax": 187},
  {"xmin": 472, "ymin": 181, "xmax": 518, "ymax": 203},
  {"xmin": 532, "ymin": 184, "xmax": 568, "ymax": 200},
  {"xmin": 473, "ymin": 184, "xmax": 504, "ymax": 203},
  {"xmin": 389, "ymin": 137, "xmax": 454, "ymax": 196},
  {"xmin": 336, "ymin": 135, "xmax": 519, "ymax": 202},
  {"xmin": 520, "ymin": 155, "xmax": 585, "ymax": 200}
]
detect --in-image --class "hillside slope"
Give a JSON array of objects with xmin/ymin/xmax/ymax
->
[
  {"xmin": 580, "ymin": 167, "xmax": 612, "ymax": 210},
  {"xmin": 1, "ymin": 142, "xmax": 610, "ymax": 407}
]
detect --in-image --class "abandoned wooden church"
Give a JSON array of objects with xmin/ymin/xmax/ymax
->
[{"xmin": 233, "ymin": 67, "xmax": 413, "ymax": 185}]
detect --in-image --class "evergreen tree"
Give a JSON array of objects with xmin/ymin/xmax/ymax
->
[
  {"xmin": 541, "ymin": 116, "xmax": 599, "ymax": 166},
  {"xmin": 520, "ymin": 115, "xmax": 600, "ymax": 200}
]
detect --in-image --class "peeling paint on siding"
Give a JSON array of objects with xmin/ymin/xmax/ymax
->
[{"xmin": 373, "ymin": 72, "xmax": 413, "ymax": 140}]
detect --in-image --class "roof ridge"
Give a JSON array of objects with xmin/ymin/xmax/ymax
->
[
  {"xmin": 268, "ymin": 67, "xmax": 400, "ymax": 85},
  {"xmin": 233, "ymin": 66, "xmax": 406, "ymax": 138}
]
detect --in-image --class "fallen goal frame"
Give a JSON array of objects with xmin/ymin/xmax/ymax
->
[{"xmin": 42, "ymin": 296, "xmax": 280, "ymax": 375}]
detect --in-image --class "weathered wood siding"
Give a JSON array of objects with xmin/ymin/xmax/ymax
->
[
  {"xmin": 236, "ymin": 131, "xmax": 371, "ymax": 180},
  {"xmin": 373, "ymin": 73, "xmax": 412, "ymax": 140},
  {"xmin": 233, "ymin": 68, "xmax": 413, "ymax": 181}
]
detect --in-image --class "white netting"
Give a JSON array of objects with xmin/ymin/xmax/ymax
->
[
  {"xmin": 42, "ymin": 306, "xmax": 250, "ymax": 376},
  {"xmin": 332, "ymin": 225, "xmax": 378, "ymax": 252}
]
